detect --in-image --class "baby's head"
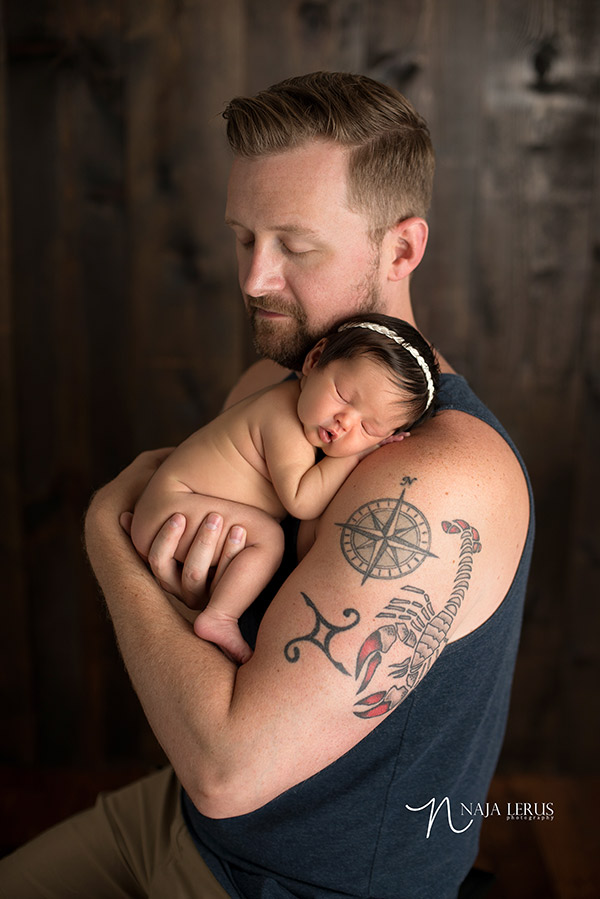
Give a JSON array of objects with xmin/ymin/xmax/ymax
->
[{"xmin": 298, "ymin": 313, "xmax": 440, "ymax": 457}]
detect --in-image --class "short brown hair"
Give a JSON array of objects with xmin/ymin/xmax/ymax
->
[{"xmin": 223, "ymin": 71, "xmax": 435, "ymax": 242}]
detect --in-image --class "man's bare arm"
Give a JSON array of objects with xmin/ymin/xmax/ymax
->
[{"xmin": 85, "ymin": 412, "xmax": 529, "ymax": 819}]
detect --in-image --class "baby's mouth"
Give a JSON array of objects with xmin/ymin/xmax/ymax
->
[{"xmin": 318, "ymin": 426, "xmax": 336, "ymax": 444}]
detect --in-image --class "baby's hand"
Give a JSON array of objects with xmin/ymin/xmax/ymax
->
[
  {"xmin": 378, "ymin": 431, "xmax": 410, "ymax": 446},
  {"xmin": 351, "ymin": 432, "xmax": 410, "ymax": 464},
  {"xmin": 354, "ymin": 432, "xmax": 409, "ymax": 462}
]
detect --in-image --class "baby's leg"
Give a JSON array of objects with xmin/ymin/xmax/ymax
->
[
  {"xmin": 130, "ymin": 472, "xmax": 201, "ymax": 562},
  {"xmin": 132, "ymin": 475, "xmax": 250, "ymax": 566},
  {"xmin": 193, "ymin": 512, "xmax": 285, "ymax": 664}
]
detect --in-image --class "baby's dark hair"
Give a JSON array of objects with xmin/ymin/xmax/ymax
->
[{"xmin": 315, "ymin": 313, "xmax": 440, "ymax": 431}]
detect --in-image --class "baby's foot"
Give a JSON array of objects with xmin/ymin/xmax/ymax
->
[{"xmin": 193, "ymin": 608, "xmax": 253, "ymax": 665}]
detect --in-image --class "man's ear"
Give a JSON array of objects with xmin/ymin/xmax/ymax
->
[
  {"xmin": 302, "ymin": 339, "xmax": 327, "ymax": 376},
  {"xmin": 383, "ymin": 217, "xmax": 429, "ymax": 282}
]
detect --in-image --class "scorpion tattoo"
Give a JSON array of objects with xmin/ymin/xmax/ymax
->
[{"xmin": 353, "ymin": 519, "xmax": 482, "ymax": 719}]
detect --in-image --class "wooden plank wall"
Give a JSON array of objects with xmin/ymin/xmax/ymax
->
[{"xmin": 0, "ymin": 0, "xmax": 598, "ymax": 775}]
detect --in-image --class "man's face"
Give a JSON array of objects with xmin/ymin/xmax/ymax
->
[{"xmin": 225, "ymin": 142, "xmax": 390, "ymax": 370}]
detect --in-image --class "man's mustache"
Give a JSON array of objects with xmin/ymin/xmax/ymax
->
[{"xmin": 247, "ymin": 296, "xmax": 300, "ymax": 317}]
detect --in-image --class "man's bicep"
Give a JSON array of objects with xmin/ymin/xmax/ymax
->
[
  {"xmin": 319, "ymin": 469, "xmax": 486, "ymax": 718},
  {"xmin": 222, "ymin": 451, "xmax": 488, "ymax": 814},
  {"xmin": 225, "ymin": 527, "xmax": 384, "ymax": 814}
]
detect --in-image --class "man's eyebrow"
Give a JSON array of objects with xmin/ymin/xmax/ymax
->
[
  {"xmin": 224, "ymin": 217, "xmax": 321, "ymax": 240},
  {"xmin": 273, "ymin": 223, "xmax": 322, "ymax": 239}
]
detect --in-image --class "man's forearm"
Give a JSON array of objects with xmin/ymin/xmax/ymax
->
[{"xmin": 85, "ymin": 500, "xmax": 238, "ymax": 805}]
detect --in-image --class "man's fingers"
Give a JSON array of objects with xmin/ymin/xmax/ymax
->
[
  {"xmin": 144, "ymin": 509, "xmax": 247, "ymax": 609},
  {"xmin": 120, "ymin": 511, "xmax": 134, "ymax": 535},
  {"xmin": 180, "ymin": 513, "xmax": 224, "ymax": 608},
  {"xmin": 211, "ymin": 526, "xmax": 247, "ymax": 593},
  {"xmin": 147, "ymin": 513, "xmax": 188, "ymax": 596}
]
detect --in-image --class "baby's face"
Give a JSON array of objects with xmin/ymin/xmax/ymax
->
[{"xmin": 297, "ymin": 353, "xmax": 408, "ymax": 457}]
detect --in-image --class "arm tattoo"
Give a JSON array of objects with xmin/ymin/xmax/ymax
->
[
  {"xmin": 354, "ymin": 519, "xmax": 482, "ymax": 718},
  {"xmin": 335, "ymin": 481, "xmax": 437, "ymax": 584},
  {"xmin": 281, "ymin": 515, "xmax": 482, "ymax": 721},
  {"xmin": 284, "ymin": 592, "xmax": 360, "ymax": 676}
]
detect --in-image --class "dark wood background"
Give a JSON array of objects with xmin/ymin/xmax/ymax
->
[{"xmin": 1, "ymin": 0, "xmax": 598, "ymax": 786}]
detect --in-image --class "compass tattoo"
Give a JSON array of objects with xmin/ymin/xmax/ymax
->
[
  {"xmin": 281, "ymin": 515, "xmax": 483, "ymax": 718},
  {"xmin": 336, "ymin": 481, "xmax": 437, "ymax": 584}
]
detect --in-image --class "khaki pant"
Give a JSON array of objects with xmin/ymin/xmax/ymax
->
[{"xmin": 0, "ymin": 767, "xmax": 230, "ymax": 898}]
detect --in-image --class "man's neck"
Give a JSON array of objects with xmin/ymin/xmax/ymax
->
[{"xmin": 388, "ymin": 293, "xmax": 456, "ymax": 376}]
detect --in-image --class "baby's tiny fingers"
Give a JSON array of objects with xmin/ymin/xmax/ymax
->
[{"xmin": 379, "ymin": 431, "xmax": 410, "ymax": 446}]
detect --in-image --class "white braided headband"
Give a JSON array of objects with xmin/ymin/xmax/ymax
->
[{"xmin": 337, "ymin": 321, "xmax": 435, "ymax": 411}]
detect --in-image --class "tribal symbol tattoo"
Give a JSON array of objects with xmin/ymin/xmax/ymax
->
[
  {"xmin": 353, "ymin": 519, "xmax": 482, "ymax": 718},
  {"xmin": 336, "ymin": 484, "xmax": 437, "ymax": 584},
  {"xmin": 284, "ymin": 592, "xmax": 360, "ymax": 676}
]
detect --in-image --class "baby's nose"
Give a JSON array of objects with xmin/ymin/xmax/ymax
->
[{"xmin": 335, "ymin": 409, "xmax": 358, "ymax": 431}]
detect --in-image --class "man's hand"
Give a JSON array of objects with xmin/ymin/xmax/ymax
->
[
  {"xmin": 86, "ymin": 449, "xmax": 248, "ymax": 611},
  {"xmin": 129, "ymin": 508, "xmax": 247, "ymax": 610}
]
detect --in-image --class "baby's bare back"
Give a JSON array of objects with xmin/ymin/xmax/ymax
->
[
  {"xmin": 164, "ymin": 408, "xmax": 286, "ymax": 514},
  {"xmin": 131, "ymin": 380, "xmax": 303, "ymax": 558}
]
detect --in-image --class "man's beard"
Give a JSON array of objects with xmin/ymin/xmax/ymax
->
[
  {"xmin": 247, "ymin": 299, "xmax": 318, "ymax": 370},
  {"xmin": 246, "ymin": 266, "xmax": 383, "ymax": 370}
]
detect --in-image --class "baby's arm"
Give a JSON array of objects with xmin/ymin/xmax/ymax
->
[
  {"xmin": 278, "ymin": 452, "xmax": 367, "ymax": 519},
  {"xmin": 260, "ymin": 386, "xmax": 410, "ymax": 519},
  {"xmin": 261, "ymin": 415, "xmax": 366, "ymax": 519}
]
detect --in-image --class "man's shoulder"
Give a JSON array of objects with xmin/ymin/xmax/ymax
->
[
  {"xmin": 310, "ymin": 408, "xmax": 530, "ymax": 638},
  {"xmin": 313, "ymin": 408, "xmax": 526, "ymax": 555},
  {"xmin": 350, "ymin": 409, "xmax": 526, "ymax": 500},
  {"xmin": 224, "ymin": 360, "xmax": 293, "ymax": 409}
]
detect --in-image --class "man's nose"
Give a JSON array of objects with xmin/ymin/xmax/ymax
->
[{"xmin": 242, "ymin": 244, "xmax": 286, "ymax": 297}]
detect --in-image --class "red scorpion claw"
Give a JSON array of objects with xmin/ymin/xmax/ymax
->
[
  {"xmin": 355, "ymin": 632, "xmax": 383, "ymax": 677},
  {"xmin": 355, "ymin": 625, "xmax": 398, "ymax": 691},
  {"xmin": 443, "ymin": 520, "xmax": 481, "ymax": 552},
  {"xmin": 360, "ymin": 691, "xmax": 387, "ymax": 706},
  {"xmin": 357, "ymin": 652, "xmax": 382, "ymax": 692},
  {"xmin": 354, "ymin": 685, "xmax": 406, "ymax": 719},
  {"xmin": 442, "ymin": 520, "xmax": 460, "ymax": 534},
  {"xmin": 354, "ymin": 692, "xmax": 391, "ymax": 718}
]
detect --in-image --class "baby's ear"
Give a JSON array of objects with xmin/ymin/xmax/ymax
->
[{"xmin": 302, "ymin": 338, "xmax": 327, "ymax": 375}]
